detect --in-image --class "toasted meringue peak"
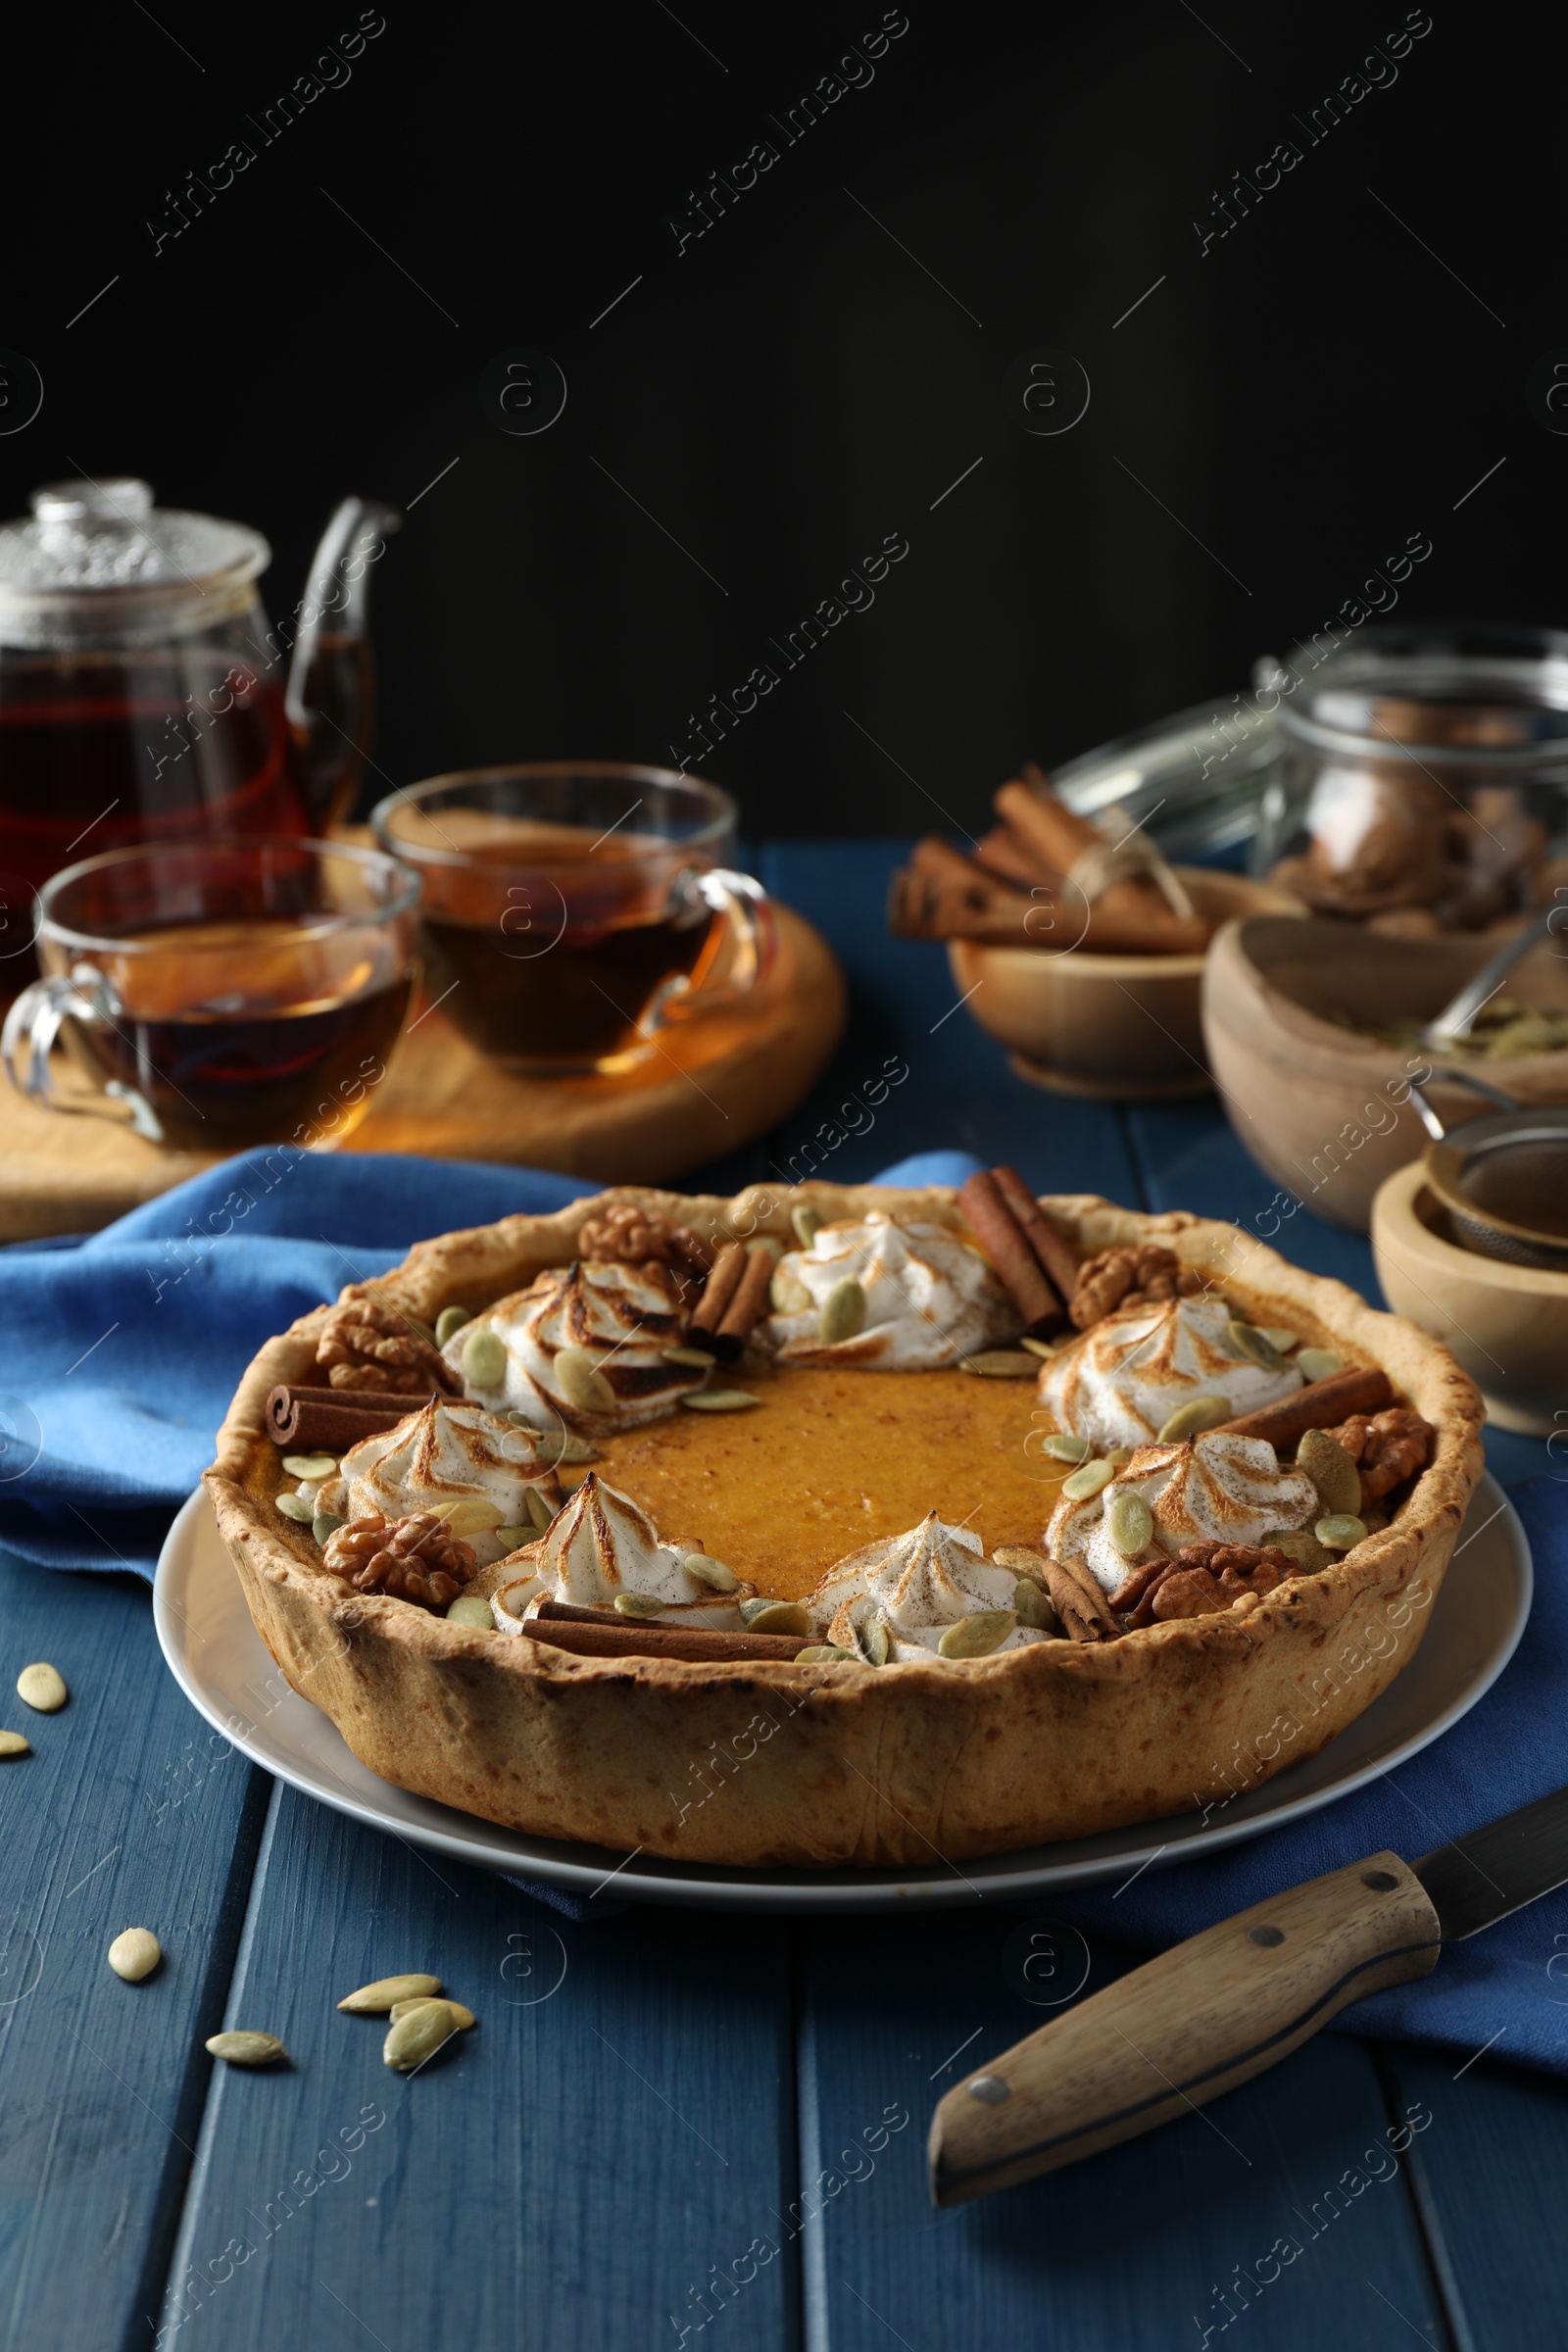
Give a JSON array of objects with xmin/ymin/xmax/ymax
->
[
  {"xmin": 1040, "ymin": 1293, "xmax": 1301, "ymax": 1447},
  {"xmin": 325, "ymin": 1401, "xmax": 559, "ymax": 1566},
  {"xmin": 1049, "ymin": 1433, "xmax": 1319, "ymax": 1593},
  {"xmin": 445, "ymin": 1259, "xmax": 706, "ymax": 1431},
  {"xmin": 762, "ymin": 1214, "xmax": 1016, "ymax": 1370},
  {"xmin": 488, "ymin": 1473, "xmax": 750, "ymax": 1633},
  {"xmin": 808, "ymin": 1510, "xmax": 1054, "ymax": 1661}
]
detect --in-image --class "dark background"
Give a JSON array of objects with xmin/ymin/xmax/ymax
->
[{"xmin": 2, "ymin": 0, "xmax": 1553, "ymax": 839}]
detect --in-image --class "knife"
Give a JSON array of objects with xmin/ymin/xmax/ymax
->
[{"xmin": 929, "ymin": 1784, "xmax": 1568, "ymax": 2207}]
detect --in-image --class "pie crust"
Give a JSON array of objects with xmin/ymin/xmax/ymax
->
[{"xmin": 205, "ymin": 1186, "xmax": 1485, "ymax": 1866}]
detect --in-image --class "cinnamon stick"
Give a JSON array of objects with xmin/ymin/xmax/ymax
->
[
  {"xmin": 716, "ymin": 1244, "xmax": 776, "ymax": 1344},
  {"xmin": 1215, "ymin": 1365, "xmax": 1393, "ymax": 1449},
  {"xmin": 267, "ymin": 1385, "xmax": 432, "ymax": 1452},
  {"xmin": 522, "ymin": 1613, "xmax": 809, "ymax": 1663},
  {"xmin": 690, "ymin": 1241, "xmax": 748, "ymax": 1335},
  {"xmin": 1041, "ymin": 1557, "xmax": 1116, "ymax": 1642},
  {"xmin": 1051, "ymin": 1550, "xmax": 1122, "ymax": 1635},
  {"xmin": 889, "ymin": 841, "xmax": 1204, "ymax": 956},
  {"xmin": 990, "ymin": 1167, "xmax": 1083, "ymax": 1303},
  {"xmin": 995, "ymin": 773, "xmax": 1212, "ymax": 955},
  {"xmin": 958, "ymin": 1172, "xmax": 1062, "ymax": 1336}
]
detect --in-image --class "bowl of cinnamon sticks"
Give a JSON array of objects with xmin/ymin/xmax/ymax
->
[{"xmin": 888, "ymin": 763, "xmax": 1302, "ymax": 1099}]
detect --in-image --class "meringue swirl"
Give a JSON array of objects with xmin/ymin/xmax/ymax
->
[
  {"xmin": 808, "ymin": 1511, "xmax": 1055, "ymax": 1661},
  {"xmin": 1040, "ymin": 1293, "xmax": 1301, "ymax": 1447},
  {"xmin": 489, "ymin": 1473, "xmax": 751, "ymax": 1632},
  {"xmin": 1048, "ymin": 1433, "xmax": 1318, "ymax": 1593},
  {"xmin": 445, "ymin": 1260, "xmax": 706, "ymax": 1432},
  {"xmin": 763, "ymin": 1215, "xmax": 1016, "ymax": 1369},
  {"xmin": 318, "ymin": 1401, "xmax": 562, "ymax": 1567}
]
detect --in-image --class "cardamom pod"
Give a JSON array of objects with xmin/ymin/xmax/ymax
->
[
  {"xmin": 206, "ymin": 2030, "xmax": 288, "ymax": 2067},
  {"xmin": 791, "ymin": 1204, "xmax": 823, "ymax": 1249},
  {"xmin": 938, "ymin": 1610, "xmax": 1016, "ymax": 1660},
  {"xmin": 816, "ymin": 1276, "xmax": 867, "ymax": 1348},
  {"xmin": 461, "ymin": 1327, "xmax": 508, "ymax": 1389},
  {"xmin": 338, "ymin": 1972, "xmax": 442, "ymax": 2014}
]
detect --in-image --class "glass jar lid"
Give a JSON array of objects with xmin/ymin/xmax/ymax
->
[
  {"xmin": 0, "ymin": 478, "xmax": 270, "ymax": 645},
  {"xmin": 1270, "ymin": 621, "xmax": 1568, "ymax": 770}
]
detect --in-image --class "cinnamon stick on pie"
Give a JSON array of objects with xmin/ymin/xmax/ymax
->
[
  {"xmin": 958, "ymin": 1171, "xmax": 1065, "ymax": 1337},
  {"xmin": 267, "ymin": 1385, "xmax": 434, "ymax": 1452},
  {"xmin": 1215, "ymin": 1365, "xmax": 1393, "ymax": 1449}
]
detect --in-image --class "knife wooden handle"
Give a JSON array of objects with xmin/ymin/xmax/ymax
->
[{"xmin": 928, "ymin": 1851, "xmax": 1441, "ymax": 2206}]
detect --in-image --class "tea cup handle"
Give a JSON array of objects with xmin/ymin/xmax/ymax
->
[
  {"xmin": 1, "ymin": 968, "xmax": 167, "ymax": 1140},
  {"xmin": 646, "ymin": 869, "xmax": 779, "ymax": 1037}
]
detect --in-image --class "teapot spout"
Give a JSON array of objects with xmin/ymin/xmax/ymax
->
[{"xmin": 285, "ymin": 496, "xmax": 402, "ymax": 829}]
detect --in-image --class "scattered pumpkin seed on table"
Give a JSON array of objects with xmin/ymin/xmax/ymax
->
[
  {"xmin": 16, "ymin": 1662, "xmax": 67, "ymax": 1712},
  {"xmin": 390, "ymin": 1995, "xmax": 474, "ymax": 2030},
  {"xmin": 384, "ymin": 2003, "xmax": 461, "ymax": 2072},
  {"xmin": 108, "ymin": 1928, "xmax": 161, "ymax": 1982},
  {"xmin": 207, "ymin": 2030, "xmax": 288, "ymax": 2067},
  {"xmin": 338, "ymin": 1972, "xmax": 442, "ymax": 2013},
  {"xmin": 0, "ymin": 1730, "xmax": 30, "ymax": 1758}
]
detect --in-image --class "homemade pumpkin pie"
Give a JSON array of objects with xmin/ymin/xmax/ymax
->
[{"xmin": 207, "ymin": 1176, "xmax": 1484, "ymax": 1865}]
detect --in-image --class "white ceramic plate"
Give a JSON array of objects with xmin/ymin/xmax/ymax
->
[{"xmin": 154, "ymin": 1475, "xmax": 1531, "ymax": 1914}]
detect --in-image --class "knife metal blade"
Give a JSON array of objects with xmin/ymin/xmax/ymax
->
[{"xmin": 1414, "ymin": 1782, "xmax": 1568, "ymax": 1939}]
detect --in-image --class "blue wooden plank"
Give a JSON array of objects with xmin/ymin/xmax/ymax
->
[
  {"xmin": 796, "ymin": 1912, "xmax": 1454, "ymax": 2351},
  {"xmin": 1376, "ymin": 2047, "xmax": 1568, "ymax": 2352},
  {"xmin": 0, "ymin": 1549, "xmax": 270, "ymax": 2350},
  {"xmin": 158, "ymin": 1786, "xmax": 798, "ymax": 2352}
]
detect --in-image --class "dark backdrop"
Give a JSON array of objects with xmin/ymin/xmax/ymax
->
[{"xmin": 3, "ymin": 0, "xmax": 1552, "ymax": 838}]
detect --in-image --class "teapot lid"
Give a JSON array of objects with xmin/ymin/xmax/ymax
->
[{"xmin": 0, "ymin": 478, "xmax": 270, "ymax": 643}]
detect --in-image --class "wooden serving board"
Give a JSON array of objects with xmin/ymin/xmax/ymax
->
[{"xmin": 0, "ymin": 902, "xmax": 844, "ymax": 1241}]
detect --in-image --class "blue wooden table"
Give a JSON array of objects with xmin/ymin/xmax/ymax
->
[{"xmin": 2, "ymin": 840, "xmax": 1563, "ymax": 2352}]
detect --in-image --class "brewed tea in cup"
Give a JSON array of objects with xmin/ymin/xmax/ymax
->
[{"xmin": 372, "ymin": 764, "xmax": 775, "ymax": 1074}]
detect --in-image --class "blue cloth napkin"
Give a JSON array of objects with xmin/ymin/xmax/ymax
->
[{"xmin": 5, "ymin": 1146, "xmax": 1566, "ymax": 2077}]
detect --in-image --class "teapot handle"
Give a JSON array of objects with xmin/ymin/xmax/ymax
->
[{"xmin": 285, "ymin": 496, "xmax": 402, "ymax": 829}]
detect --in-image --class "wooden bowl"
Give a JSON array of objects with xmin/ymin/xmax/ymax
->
[
  {"xmin": 1202, "ymin": 915, "xmax": 1568, "ymax": 1234},
  {"xmin": 948, "ymin": 868, "xmax": 1302, "ymax": 1101},
  {"xmin": 1372, "ymin": 1157, "xmax": 1568, "ymax": 1434}
]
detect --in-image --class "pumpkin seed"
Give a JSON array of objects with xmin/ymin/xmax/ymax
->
[
  {"xmin": 770, "ymin": 1267, "xmax": 813, "ymax": 1314},
  {"xmin": 662, "ymin": 1345, "xmax": 717, "ymax": 1368},
  {"xmin": 428, "ymin": 1495, "xmax": 507, "ymax": 1537},
  {"xmin": 938, "ymin": 1610, "xmax": 1016, "ymax": 1660},
  {"xmin": 554, "ymin": 1347, "xmax": 614, "ymax": 1414},
  {"xmin": 1297, "ymin": 1348, "xmax": 1345, "ymax": 1384},
  {"xmin": 282, "ymin": 1451, "xmax": 338, "ymax": 1482},
  {"xmin": 524, "ymin": 1486, "xmax": 555, "ymax": 1533},
  {"xmin": 1227, "ymin": 1319, "xmax": 1287, "ymax": 1372},
  {"xmin": 613, "ymin": 1592, "xmax": 665, "ymax": 1619},
  {"xmin": 274, "ymin": 1492, "xmax": 315, "ymax": 1522},
  {"xmin": 1298, "ymin": 1428, "xmax": 1361, "ymax": 1515},
  {"xmin": 390, "ymin": 1996, "xmax": 474, "ymax": 2030},
  {"xmin": 206, "ymin": 2030, "xmax": 287, "ymax": 2067},
  {"xmin": 1267, "ymin": 1528, "xmax": 1333, "ymax": 1575},
  {"xmin": 796, "ymin": 1644, "xmax": 857, "ymax": 1664},
  {"xmin": 16, "ymin": 1662, "xmax": 67, "ymax": 1712},
  {"xmin": 680, "ymin": 1391, "xmax": 760, "ymax": 1411},
  {"xmin": 1018, "ymin": 1337, "xmax": 1059, "ymax": 1359},
  {"xmin": 817, "ymin": 1277, "xmax": 867, "ymax": 1348},
  {"xmin": 1107, "ymin": 1491, "xmax": 1154, "ymax": 1557},
  {"xmin": 740, "ymin": 1598, "xmax": 809, "ymax": 1636},
  {"xmin": 516, "ymin": 1422, "xmax": 600, "ymax": 1463},
  {"xmin": 494, "ymin": 1527, "xmax": 532, "ymax": 1551},
  {"xmin": 445, "ymin": 1594, "xmax": 494, "ymax": 1630},
  {"xmin": 856, "ymin": 1613, "xmax": 891, "ymax": 1666},
  {"xmin": 108, "ymin": 1928, "xmax": 160, "ymax": 1982},
  {"xmin": 338, "ymin": 1972, "xmax": 442, "ymax": 2014},
  {"xmin": 461, "ymin": 1327, "xmax": 508, "ymax": 1389},
  {"xmin": 958, "ymin": 1351, "xmax": 1039, "ymax": 1379},
  {"xmin": 791, "ymin": 1204, "xmax": 823, "ymax": 1249},
  {"xmin": 1103, "ymin": 1447, "xmax": 1135, "ymax": 1467},
  {"xmin": 1039, "ymin": 1433, "xmax": 1092, "ymax": 1464},
  {"xmin": 1061, "ymin": 1458, "xmax": 1115, "ymax": 1502},
  {"xmin": 398, "ymin": 1309, "xmax": 440, "ymax": 1350},
  {"xmin": 1314, "ymin": 1513, "xmax": 1368, "ymax": 1551},
  {"xmin": 0, "ymin": 1730, "xmax": 30, "ymax": 1758},
  {"xmin": 1158, "ymin": 1395, "xmax": 1231, "ymax": 1443},
  {"xmin": 682, "ymin": 1552, "xmax": 739, "ymax": 1593},
  {"xmin": 1257, "ymin": 1327, "xmax": 1300, "ymax": 1354},
  {"xmin": 435, "ymin": 1305, "xmax": 471, "ymax": 1347},
  {"xmin": 313, "ymin": 1511, "xmax": 346, "ymax": 1545},
  {"xmin": 1012, "ymin": 1577, "xmax": 1059, "ymax": 1632},
  {"xmin": 384, "ymin": 2004, "xmax": 459, "ymax": 2072}
]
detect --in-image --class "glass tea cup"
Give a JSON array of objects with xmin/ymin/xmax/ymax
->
[
  {"xmin": 371, "ymin": 762, "xmax": 776, "ymax": 1074},
  {"xmin": 1, "ymin": 836, "xmax": 419, "ymax": 1151}
]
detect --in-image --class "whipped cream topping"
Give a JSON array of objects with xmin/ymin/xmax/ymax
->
[
  {"xmin": 762, "ymin": 1215, "xmax": 1016, "ymax": 1369},
  {"xmin": 446, "ymin": 1260, "xmax": 705, "ymax": 1432},
  {"xmin": 808, "ymin": 1511, "xmax": 1054, "ymax": 1661},
  {"xmin": 318, "ymin": 1401, "xmax": 561, "ymax": 1567},
  {"xmin": 1040, "ymin": 1294, "xmax": 1301, "ymax": 1447},
  {"xmin": 489, "ymin": 1474, "xmax": 750, "ymax": 1632},
  {"xmin": 1049, "ymin": 1434, "xmax": 1319, "ymax": 1593}
]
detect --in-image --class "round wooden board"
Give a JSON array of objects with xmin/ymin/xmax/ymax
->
[{"xmin": 0, "ymin": 904, "xmax": 845, "ymax": 1240}]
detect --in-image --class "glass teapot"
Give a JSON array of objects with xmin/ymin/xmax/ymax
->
[{"xmin": 0, "ymin": 477, "xmax": 400, "ymax": 981}]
